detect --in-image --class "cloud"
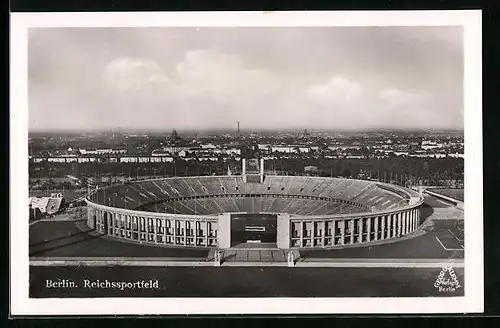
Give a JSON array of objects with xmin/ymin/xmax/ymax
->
[
  {"xmin": 307, "ymin": 76, "xmax": 363, "ymax": 104},
  {"xmin": 378, "ymin": 88, "xmax": 432, "ymax": 108},
  {"xmin": 95, "ymin": 50, "xmax": 285, "ymax": 130},
  {"xmin": 301, "ymin": 76, "xmax": 448, "ymax": 129},
  {"xmin": 175, "ymin": 49, "xmax": 280, "ymax": 102},
  {"xmin": 29, "ymin": 27, "xmax": 463, "ymax": 131},
  {"xmin": 103, "ymin": 57, "xmax": 171, "ymax": 91},
  {"xmin": 102, "ymin": 50, "xmax": 280, "ymax": 103}
]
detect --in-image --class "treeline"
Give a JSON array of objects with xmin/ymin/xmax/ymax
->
[
  {"xmin": 266, "ymin": 157, "xmax": 464, "ymax": 180},
  {"xmin": 29, "ymin": 179, "xmax": 79, "ymax": 191},
  {"xmin": 29, "ymin": 157, "xmax": 463, "ymax": 185},
  {"xmin": 29, "ymin": 161, "xmax": 227, "ymax": 179}
]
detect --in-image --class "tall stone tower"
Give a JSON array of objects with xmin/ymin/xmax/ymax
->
[{"xmin": 242, "ymin": 158, "xmax": 265, "ymax": 183}]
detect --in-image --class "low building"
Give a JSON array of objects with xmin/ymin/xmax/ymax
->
[
  {"xmin": 29, "ymin": 193, "xmax": 65, "ymax": 218},
  {"xmin": 29, "ymin": 205, "xmax": 43, "ymax": 221}
]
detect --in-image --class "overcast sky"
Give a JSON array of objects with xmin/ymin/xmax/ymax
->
[{"xmin": 28, "ymin": 27, "xmax": 463, "ymax": 132}]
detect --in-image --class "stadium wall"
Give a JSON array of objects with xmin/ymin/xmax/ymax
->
[
  {"xmin": 85, "ymin": 198, "xmax": 423, "ymax": 250},
  {"xmin": 85, "ymin": 201, "xmax": 220, "ymax": 248},
  {"xmin": 84, "ymin": 176, "xmax": 424, "ymax": 250},
  {"xmin": 284, "ymin": 202, "xmax": 423, "ymax": 249}
]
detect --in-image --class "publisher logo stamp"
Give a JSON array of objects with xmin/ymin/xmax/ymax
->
[{"xmin": 434, "ymin": 266, "xmax": 461, "ymax": 292}]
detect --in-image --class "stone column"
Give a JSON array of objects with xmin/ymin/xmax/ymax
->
[
  {"xmin": 95, "ymin": 210, "xmax": 100, "ymax": 233},
  {"xmin": 122, "ymin": 214, "xmax": 126, "ymax": 237},
  {"xmin": 366, "ymin": 217, "xmax": 372, "ymax": 242},
  {"xmin": 277, "ymin": 214, "xmax": 291, "ymax": 249},
  {"xmin": 391, "ymin": 214, "xmax": 397, "ymax": 238},
  {"xmin": 136, "ymin": 216, "xmax": 140, "ymax": 239},
  {"xmin": 106, "ymin": 211, "xmax": 110, "ymax": 234},
  {"xmin": 106, "ymin": 211, "xmax": 109, "ymax": 235},
  {"xmin": 407, "ymin": 210, "xmax": 411, "ymax": 232},
  {"xmin": 340, "ymin": 220, "xmax": 345, "ymax": 245},
  {"xmin": 163, "ymin": 218, "xmax": 167, "ymax": 244},
  {"xmin": 393, "ymin": 214, "xmax": 398, "ymax": 237},
  {"xmin": 403, "ymin": 211, "xmax": 407, "ymax": 234},
  {"xmin": 173, "ymin": 219, "xmax": 177, "ymax": 244},
  {"xmin": 402, "ymin": 212, "xmax": 406, "ymax": 235},
  {"xmin": 287, "ymin": 251, "xmax": 295, "ymax": 267},
  {"xmin": 398, "ymin": 213, "xmax": 403, "ymax": 237},
  {"xmin": 112, "ymin": 212, "xmax": 116, "ymax": 235},
  {"xmin": 120, "ymin": 213, "xmax": 123, "ymax": 234},
  {"xmin": 117, "ymin": 213, "xmax": 121, "ymax": 235},
  {"xmin": 406, "ymin": 211, "xmax": 411, "ymax": 234},
  {"xmin": 381, "ymin": 216, "xmax": 386, "ymax": 240},
  {"xmin": 205, "ymin": 221, "xmax": 209, "ymax": 246},
  {"xmin": 408, "ymin": 211, "xmax": 415, "ymax": 232},
  {"xmin": 95, "ymin": 210, "xmax": 99, "ymax": 232},
  {"xmin": 217, "ymin": 214, "xmax": 231, "ymax": 249},
  {"xmin": 104, "ymin": 211, "xmax": 107, "ymax": 233},
  {"xmin": 350, "ymin": 219, "xmax": 355, "ymax": 244},
  {"xmin": 104, "ymin": 211, "xmax": 108, "ymax": 235},
  {"xmin": 321, "ymin": 221, "xmax": 326, "ymax": 246},
  {"xmin": 129, "ymin": 215, "xmax": 133, "ymax": 238},
  {"xmin": 412, "ymin": 209, "xmax": 416, "ymax": 231},
  {"xmin": 373, "ymin": 216, "xmax": 379, "ymax": 241},
  {"xmin": 194, "ymin": 220, "xmax": 198, "ymax": 246},
  {"xmin": 87, "ymin": 207, "xmax": 92, "ymax": 229},
  {"xmin": 400, "ymin": 213, "xmax": 404, "ymax": 236},
  {"xmin": 136, "ymin": 216, "xmax": 139, "ymax": 234},
  {"xmin": 130, "ymin": 216, "xmax": 134, "ymax": 238},
  {"xmin": 183, "ymin": 220, "xmax": 187, "ymax": 245},
  {"xmin": 357, "ymin": 219, "xmax": 363, "ymax": 243},
  {"xmin": 299, "ymin": 221, "xmax": 304, "ymax": 247},
  {"xmin": 116, "ymin": 213, "xmax": 121, "ymax": 236},
  {"xmin": 154, "ymin": 218, "xmax": 159, "ymax": 243}
]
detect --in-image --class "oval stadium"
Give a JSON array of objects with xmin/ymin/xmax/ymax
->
[{"xmin": 85, "ymin": 158, "xmax": 424, "ymax": 250}]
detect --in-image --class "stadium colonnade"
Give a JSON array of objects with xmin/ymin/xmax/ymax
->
[{"xmin": 85, "ymin": 170, "xmax": 424, "ymax": 250}]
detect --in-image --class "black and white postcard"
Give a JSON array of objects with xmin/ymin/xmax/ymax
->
[{"xmin": 10, "ymin": 10, "xmax": 483, "ymax": 315}]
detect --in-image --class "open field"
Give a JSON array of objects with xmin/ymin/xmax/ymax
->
[
  {"xmin": 431, "ymin": 188, "xmax": 464, "ymax": 202},
  {"xmin": 29, "ymin": 221, "xmax": 208, "ymax": 258}
]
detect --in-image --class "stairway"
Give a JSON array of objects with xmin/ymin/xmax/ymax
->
[{"xmin": 208, "ymin": 249, "xmax": 301, "ymax": 264}]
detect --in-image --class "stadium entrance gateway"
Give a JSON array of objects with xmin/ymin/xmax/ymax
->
[{"xmin": 230, "ymin": 213, "xmax": 277, "ymax": 247}]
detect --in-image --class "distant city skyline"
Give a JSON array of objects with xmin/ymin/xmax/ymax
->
[{"xmin": 29, "ymin": 26, "xmax": 463, "ymax": 132}]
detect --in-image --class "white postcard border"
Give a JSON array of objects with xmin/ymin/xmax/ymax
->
[{"xmin": 10, "ymin": 10, "xmax": 483, "ymax": 315}]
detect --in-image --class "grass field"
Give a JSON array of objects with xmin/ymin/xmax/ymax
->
[
  {"xmin": 432, "ymin": 188, "xmax": 464, "ymax": 202},
  {"xmin": 29, "ymin": 221, "xmax": 208, "ymax": 258}
]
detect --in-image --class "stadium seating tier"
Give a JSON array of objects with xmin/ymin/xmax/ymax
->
[{"xmin": 89, "ymin": 176, "xmax": 414, "ymax": 216}]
